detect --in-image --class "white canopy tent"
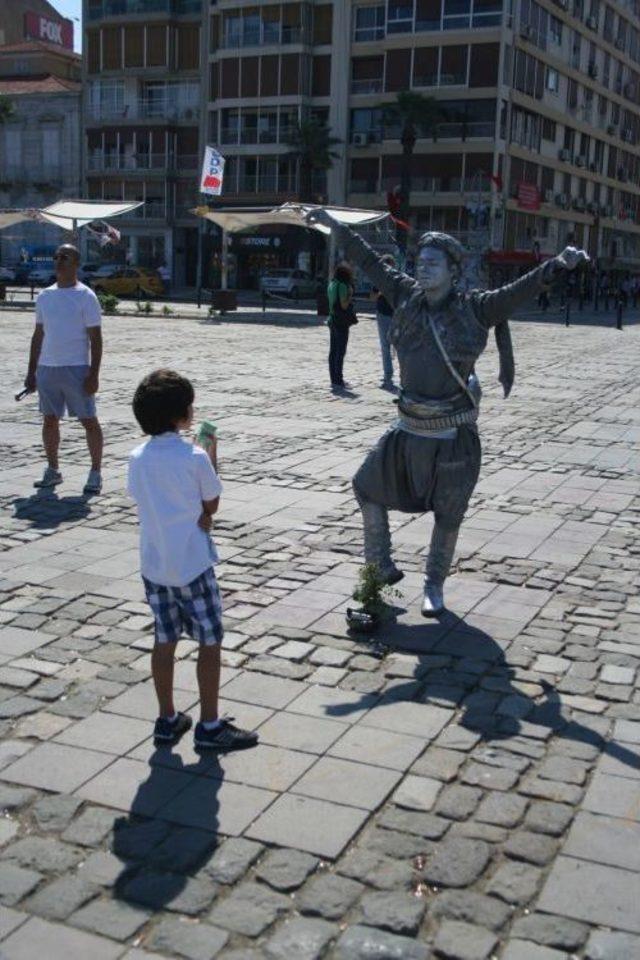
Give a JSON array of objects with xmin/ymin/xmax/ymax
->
[
  {"xmin": 194, "ymin": 202, "xmax": 390, "ymax": 290},
  {"xmin": 0, "ymin": 210, "xmax": 37, "ymax": 230},
  {"xmin": 0, "ymin": 200, "xmax": 142, "ymax": 232}
]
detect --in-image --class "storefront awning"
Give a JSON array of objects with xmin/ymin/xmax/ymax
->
[
  {"xmin": 0, "ymin": 210, "xmax": 39, "ymax": 230},
  {"xmin": 38, "ymin": 200, "xmax": 143, "ymax": 229},
  {"xmin": 195, "ymin": 202, "xmax": 389, "ymax": 235}
]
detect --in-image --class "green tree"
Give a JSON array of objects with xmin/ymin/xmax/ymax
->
[
  {"xmin": 0, "ymin": 94, "xmax": 14, "ymax": 124},
  {"xmin": 285, "ymin": 118, "xmax": 342, "ymax": 203},
  {"xmin": 380, "ymin": 92, "xmax": 441, "ymax": 251}
]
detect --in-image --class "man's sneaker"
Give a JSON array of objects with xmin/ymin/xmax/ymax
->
[
  {"xmin": 153, "ymin": 711, "xmax": 192, "ymax": 743},
  {"xmin": 194, "ymin": 717, "xmax": 258, "ymax": 752},
  {"xmin": 34, "ymin": 467, "xmax": 62, "ymax": 489},
  {"xmin": 83, "ymin": 469, "xmax": 102, "ymax": 494}
]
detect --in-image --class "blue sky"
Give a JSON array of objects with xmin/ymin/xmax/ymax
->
[{"xmin": 51, "ymin": 0, "xmax": 82, "ymax": 51}]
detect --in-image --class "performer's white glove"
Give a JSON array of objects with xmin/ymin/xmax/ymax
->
[
  {"xmin": 305, "ymin": 208, "xmax": 339, "ymax": 231},
  {"xmin": 556, "ymin": 246, "xmax": 590, "ymax": 271}
]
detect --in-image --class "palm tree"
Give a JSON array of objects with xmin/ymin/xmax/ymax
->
[
  {"xmin": 285, "ymin": 118, "xmax": 342, "ymax": 203},
  {"xmin": 0, "ymin": 94, "xmax": 14, "ymax": 124},
  {"xmin": 380, "ymin": 92, "xmax": 441, "ymax": 251}
]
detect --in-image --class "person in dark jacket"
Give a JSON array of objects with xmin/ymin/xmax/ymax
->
[{"xmin": 327, "ymin": 262, "xmax": 355, "ymax": 391}]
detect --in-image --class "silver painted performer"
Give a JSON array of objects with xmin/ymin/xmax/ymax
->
[{"xmin": 307, "ymin": 209, "xmax": 589, "ymax": 617}]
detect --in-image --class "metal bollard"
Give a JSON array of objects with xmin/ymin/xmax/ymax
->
[
  {"xmin": 565, "ymin": 299, "xmax": 571, "ymax": 327},
  {"xmin": 616, "ymin": 299, "xmax": 623, "ymax": 330},
  {"xmin": 262, "ymin": 289, "xmax": 267, "ymax": 313}
]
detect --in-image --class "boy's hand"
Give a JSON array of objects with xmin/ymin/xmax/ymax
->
[{"xmin": 198, "ymin": 511, "xmax": 213, "ymax": 533}]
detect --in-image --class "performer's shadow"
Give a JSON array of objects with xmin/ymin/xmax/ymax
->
[{"xmin": 332, "ymin": 612, "xmax": 640, "ymax": 773}]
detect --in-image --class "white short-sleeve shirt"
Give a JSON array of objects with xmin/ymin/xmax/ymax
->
[
  {"xmin": 36, "ymin": 282, "xmax": 102, "ymax": 367},
  {"xmin": 128, "ymin": 433, "xmax": 223, "ymax": 587}
]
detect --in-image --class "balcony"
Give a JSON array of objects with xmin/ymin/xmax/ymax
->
[
  {"xmin": 237, "ymin": 175, "xmax": 298, "ymax": 195},
  {"xmin": 220, "ymin": 127, "xmax": 293, "ymax": 146},
  {"xmin": 129, "ymin": 201, "xmax": 167, "ymax": 218},
  {"xmin": 220, "ymin": 24, "xmax": 304, "ymax": 49},
  {"xmin": 87, "ymin": 152, "xmax": 198, "ymax": 172},
  {"xmin": 88, "ymin": 0, "xmax": 200, "ymax": 19},
  {"xmin": 87, "ymin": 99, "xmax": 199, "ymax": 122},
  {"xmin": 351, "ymin": 79, "xmax": 384, "ymax": 94}
]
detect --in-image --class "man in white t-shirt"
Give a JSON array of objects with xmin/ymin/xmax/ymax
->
[{"xmin": 24, "ymin": 244, "xmax": 104, "ymax": 494}]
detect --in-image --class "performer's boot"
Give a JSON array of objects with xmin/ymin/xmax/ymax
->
[
  {"xmin": 357, "ymin": 493, "xmax": 404, "ymax": 585},
  {"xmin": 422, "ymin": 523, "xmax": 460, "ymax": 617}
]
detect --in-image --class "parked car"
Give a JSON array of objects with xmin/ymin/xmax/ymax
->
[
  {"xmin": 91, "ymin": 266, "xmax": 164, "ymax": 298},
  {"xmin": 25, "ymin": 263, "xmax": 56, "ymax": 286},
  {"xmin": 80, "ymin": 263, "xmax": 119, "ymax": 283},
  {"xmin": 0, "ymin": 265, "xmax": 15, "ymax": 282},
  {"xmin": 260, "ymin": 268, "xmax": 318, "ymax": 300}
]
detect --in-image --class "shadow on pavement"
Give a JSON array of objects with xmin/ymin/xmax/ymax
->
[
  {"xmin": 331, "ymin": 614, "xmax": 640, "ymax": 774},
  {"xmin": 112, "ymin": 747, "xmax": 223, "ymax": 913},
  {"xmin": 12, "ymin": 489, "xmax": 92, "ymax": 529}
]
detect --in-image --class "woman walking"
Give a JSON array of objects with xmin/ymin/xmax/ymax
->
[{"xmin": 327, "ymin": 262, "xmax": 356, "ymax": 391}]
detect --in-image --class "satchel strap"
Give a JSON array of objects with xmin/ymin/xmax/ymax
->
[{"xmin": 427, "ymin": 314, "xmax": 478, "ymax": 410}]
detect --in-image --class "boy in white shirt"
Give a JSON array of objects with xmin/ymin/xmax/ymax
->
[{"xmin": 128, "ymin": 369, "xmax": 257, "ymax": 751}]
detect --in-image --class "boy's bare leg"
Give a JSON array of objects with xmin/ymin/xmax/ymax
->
[
  {"xmin": 197, "ymin": 643, "xmax": 221, "ymax": 723},
  {"xmin": 151, "ymin": 642, "xmax": 177, "ymax": 717},
  {"xmin": 43, "ymin": 415, "xmax": 60, "ymax": 469}
]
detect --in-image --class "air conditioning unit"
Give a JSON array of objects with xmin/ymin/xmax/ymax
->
[
  {"xmin": 555, "ymin": 193, "xmax": 569, "ymax": 206},
  {"xmin": 607, "ymin": 124, "xmax": 617, "ymax": 135},
  {"xmin": 352, "ymin": 132, "xmax": 368, "ymax": 146},
  {"xmin": 622, "ymin": 128, "xmax": 634, "ymax": 142},
  {"xmin": 615, "ymin": 37, "xmax": 625, "ymax": 50},
  {"xmin": 520, "ymin": 24, "xmax": 533, "ymax": 39},
  {"xmin": 588, "ymin": 63, "xmax": 598, "ymax": 78},
  {"xmin": 586, "ymin": 15, "xmax": 598, "ymax": 29},
  {"xmin": 544, "ymin": 189, "xmax": 554, "ymax": 202},
  {"xmin": 559, "ymin": 148, "xmax": 571, "ymax": 161},
  {"xmin": 575, "ymin": 155, "xmax": 587, "ymax": 167},
  {"xmin": 573, "ymin": 197, "xmax": 586, "ymax": 211}
]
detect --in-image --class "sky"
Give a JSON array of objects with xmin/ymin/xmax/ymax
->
[{"xmin": 50, "ymin": 0, "xmax": 82, "ymax": 51}]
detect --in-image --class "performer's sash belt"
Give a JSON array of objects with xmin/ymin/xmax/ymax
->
[{"xmin": 396, "ymin": 390, "xmax": 478, "ymax": 436}]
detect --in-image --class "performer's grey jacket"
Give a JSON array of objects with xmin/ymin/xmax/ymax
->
[{"xmin": 334, "ymin": 222, "xmax": 559, "ymax": 404}]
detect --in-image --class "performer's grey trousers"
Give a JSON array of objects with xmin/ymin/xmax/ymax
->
[{"xmin": 356, "ymin": 491, "xmax": 460, "ymax": 584}]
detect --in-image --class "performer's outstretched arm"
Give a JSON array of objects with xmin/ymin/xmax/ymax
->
[
  {"xmin": 473, "ymin": 247, "xmax": 589, "ymax": 328},
  {"xmin": 307, "ymin": 210, "xmax": 417, "ymax": 309}
]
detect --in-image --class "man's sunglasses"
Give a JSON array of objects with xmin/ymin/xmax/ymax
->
[{"xmin": 53, "ymin": 253, "xmax": 73, "ymax": 262}]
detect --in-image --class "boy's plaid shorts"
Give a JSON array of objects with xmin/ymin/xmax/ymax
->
[{"xmin": 143, "ymin": 567, "xmax": 223, "ymax": 646}]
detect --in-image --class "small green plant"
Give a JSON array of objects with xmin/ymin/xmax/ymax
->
[
  {"xmin": 162, "ymin": 305, "xmax": 174, "ymax": 316},
  {"xmin": 97, "ymin": 292, "xmax": 119, "ymax": 315},
  {"xmin": 352, "ymin": 563, "xmax": 397, "ymax": 618},
  {"xmin": 143, "ymin": 300, "xmax": 154, "ymax": 314}
]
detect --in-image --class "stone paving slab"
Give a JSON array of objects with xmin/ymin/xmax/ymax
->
[{"xmin": 1, "ymin": 308, "xmax": 640, "ymax": 958}]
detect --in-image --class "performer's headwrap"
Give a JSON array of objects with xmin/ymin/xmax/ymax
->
[{"xmin": 416, "ymin": 232, "xmax": 515, "ymax": 399}]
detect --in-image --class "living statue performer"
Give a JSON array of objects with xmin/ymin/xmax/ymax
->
[{"xmin": 307, "ymin": 209, "xmax": 589, "ymax": 617}]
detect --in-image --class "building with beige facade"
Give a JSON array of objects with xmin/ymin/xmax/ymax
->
[{"xmin": 204, "ymin": 0, "xmax": 640, "ymax": 284}]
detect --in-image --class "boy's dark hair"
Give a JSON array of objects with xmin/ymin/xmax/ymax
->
[
  {"xmin": 133, "ymin": 369, "xmax": 194, "ymax": 435},
  {"xmin": 333, "ymin": 261, "xmax": 353, "ymax": 286}
]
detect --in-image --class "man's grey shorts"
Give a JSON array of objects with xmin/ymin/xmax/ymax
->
[{"xmin": 36, "ymin": 365, "xmax": 96, "ymax": 419}]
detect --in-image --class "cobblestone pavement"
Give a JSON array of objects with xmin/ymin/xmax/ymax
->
[{"xmin": 0, "ymin": 306, "xmax": 639, "ymax": 960}]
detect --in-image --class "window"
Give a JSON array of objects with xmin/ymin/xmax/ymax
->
[
  {"xmin": 147, "ymin": 25, "xmax": 167, "ymax": 67},
  {"xmin": 413, "ymin": 47, "xmax": 438, "ymax": 86},
  {"xmin": 313, "ymin": 5, "xmax": 333, "ymax": 44},
  {"xmin": 385, "ymin": 48, "xmax": 412, "ymax": 91},
  {"xmin": 176, "ymin": 24, "xmax": 199, "ymax": 70},
  {"xmin": 441, "ymin": 45, "xmax": 468, "ymax": 85},
  {"xmin": 542, "ymin": 117, "xmax": 556, "ymax": 140},
  {"xmin": 41, "ymin": 127, "xmax": 61, "ymax": 171},
  {"xmin": 102, "ymin": 27, "xmax": 121, "ymax": 70},
  {"xmin": 549, "ymin": 16, "xmax": 562, "ymax": 45},
  {"xmin": 221, "ymin": 59, "xmax": 239, "ymax": 98},
  {"xmin": 469, "ymin": 43, "xmax": 499, "ymax": 86},
  {"xmin": 124, "ymin": 26, "xmax": 143, "ymax": 68},
  {"xmin": 352, "ymin": 56, "xmax": 384, "ymax": 93},
  {"xmin": 546, "ymin": 66, "xmax": 559, "ymax": 92},
  {"xmin": 416, "ymin": 0, "xmax": 442, "ymax": 30},
  {"xmin": 353, "ymin": 5, "xmax": 385, "ymax": 42},
  {"xmin": 260, "ymin": 56, "xmax": 279, "ymax": 97},
  {"xmin": 312, "ymin": 55, "xmax": 331, "ymax": 96},
  {"xmin": 443, "ymin": 0, "xmax": 471, "ymax": 30},
  {"xmin": 241, "ymin": 57, "xmax": 259, "ymax": 98},
  {"xmin": 387, "ymin": 2, "xmax": 414, "ymax": 33},
  {"xmin": 4, "ymin": 129, "xmax": 21, "ymax": 174}
]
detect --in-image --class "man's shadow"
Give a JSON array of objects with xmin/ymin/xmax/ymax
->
[
  {"xmin": 13, "ymin": 489, "xmax": 92, "ymax": 529},
  {"xmin": 112, "ymin": 744, "xmax": 223, "ymax": 912},
  {"xmin": 334, "ymin": 613, "xmax": 640, "ymax": 774}
]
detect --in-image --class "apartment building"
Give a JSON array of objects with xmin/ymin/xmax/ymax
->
[
  {"xmin": 206, "ymin": 0, "xmax": 640, "ymax": 281},
  {"xmin": 0, "ymin": 5, "xmax": 81, "ymax": 265},
  {"xmin": 82, "ymin": 0, "xmax": 203, "ymax": 283}
]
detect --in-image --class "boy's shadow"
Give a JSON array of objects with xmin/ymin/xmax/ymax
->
[
  {"xmin": 334, "ymin": 612, "xmax": 640, "ymax": 774},
  {"xmin": 13, "ymin": 489, "xmax": 92, "ymax": 529},
  {"xmin": 112, "ymin": 744, "xmax": 223, "ymax": 911}
]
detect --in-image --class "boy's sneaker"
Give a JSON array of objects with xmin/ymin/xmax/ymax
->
[
  {"xmin": 154, "ymin": 711, "xmax": 192, "ymax": 743},
  {"xmin": 83, "ymin": 469, "xmax": 102, "ymax": 494},
  {"xmin": 34, "ymin": 467, "xmax": 62, "ymax": 489},
  {"xmin": 194, "ymin": 717, "xmax": 258, "ymax": 752}
]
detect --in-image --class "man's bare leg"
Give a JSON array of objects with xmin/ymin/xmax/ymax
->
[
  {"xmin": 42, "ymin": 415, "xmax": 60, "ymax": 469},
  {"xmin": 80, "ymin": 416, "xmax": 103, "ymax": 472}
]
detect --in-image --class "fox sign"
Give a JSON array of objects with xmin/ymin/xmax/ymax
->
[
  {"xmin": 200, "ymin": 146, "xmax": 225, "ymax": 197},
  {"xmin": 24, "ymin": 12, "xmax": 74, "ymax": 50}
]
